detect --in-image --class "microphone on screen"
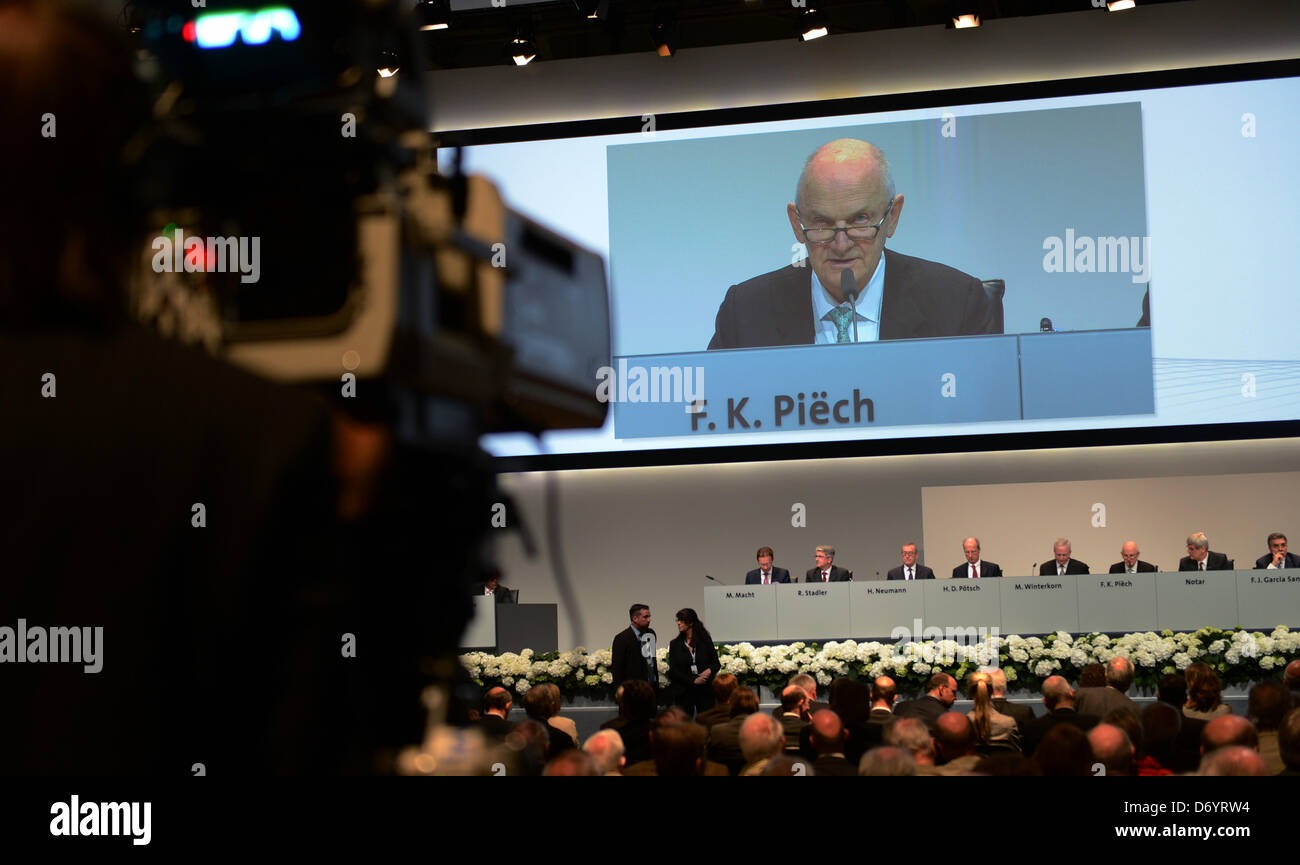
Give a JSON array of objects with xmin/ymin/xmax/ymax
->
[
  {"xmin": 841, "ymin": 269, "xmax": 859, "ymax": 342},
  {"xmin": 705, "ymin": 574, "xmax": 719, "ymax": 583},
  {"xmin": 1039, "ymin": 317, "xmax": 1058, "ymax": 333}
]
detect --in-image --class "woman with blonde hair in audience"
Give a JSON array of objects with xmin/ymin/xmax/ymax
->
[{"xmin": 967, "ymin": 671, "xmax": 1020, "ymax": 751}]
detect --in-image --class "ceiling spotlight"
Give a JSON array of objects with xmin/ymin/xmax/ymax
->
[
  {"xmin": 951, "ymin": 14, "xmax": 980, "ymax": 28},
  {"xmin": 377, "ymin": 49, "xmax": 399, "ymax": 78},
  {"xmin": 653, "ymin": 10, "xmax": 679, "ymax": 57},
  {"xmin": 799, "ymin": 8, "xmax": 828, "ymax": 42},
  {"xmin": 416, "ymin": 0, "xmax": 450, "ymax": 31},
  {"xmin": 1107, "ymin": 0, "xmax": 1137, "ymax": 10}
]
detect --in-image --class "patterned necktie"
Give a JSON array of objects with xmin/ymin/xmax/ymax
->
[
  {"xmin": 825, "ymin": 306, "xmax": 855, "ymax": 343},
  {"xmin": 971, "ymin": 564, "xmax": 977, "ymax": 579},
  {"xmin": 906, "ymin": 567, "xmax": 913, "ymax": 580},
  {"xmin": 1200, "ymin": 560, "xmax": 1206, "ymax": 571},
  {"xmin": 762, "ymin": 573, "xmax": 769, "ymax": 585}
]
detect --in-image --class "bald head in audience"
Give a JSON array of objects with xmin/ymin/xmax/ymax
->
[
  {"xmin": 543, "ymin": 749, "xmax": 599, "ymax": 776},
  {"xmin": 584, "ymin": 729, "xmax": 626, "ymax": 774},
  {"xmin": 1197, "ymin": 746, "xmax": 1269, "ymax": 776},
  {"xmin": 740, "ymin": 712, "xmax": 785, "ymax": 767},
  {"xmin": 1088, "ymin": 724, "xmax": 1134, "ymax": 775},
  {"xmin": 809, "ymin": 709, "xmax": 846, "ymax": 756},
  {"xmin": 859, "ymin": 746, "xmax": 917, "ymax": 776},
  {"xmin": 1042, "ymin": 675, "xmax": 1076, "ymax": 711},
  {"xmin": 933, "ymin": 712, "xmax": 977, "ymax": 762},
  {"xmin": 1201, "ymin": 714, "xmax": 1258, "ymax": 754}
]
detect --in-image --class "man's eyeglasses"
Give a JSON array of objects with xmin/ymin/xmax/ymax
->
[{"xmin": 797, "ymin": 199, "xmax": 894, "ymax": 245}]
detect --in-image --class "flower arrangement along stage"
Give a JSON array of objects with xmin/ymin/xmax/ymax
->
[{"xmin": 460, "ymin": 626, "xmax": 1300, "ymax": 702}]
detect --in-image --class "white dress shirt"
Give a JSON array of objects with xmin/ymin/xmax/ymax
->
[{"xmin": 810, "ymin": 255, "xmax": 886, "ymax": 344}]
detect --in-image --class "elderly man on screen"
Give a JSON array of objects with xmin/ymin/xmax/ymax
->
[{"xmin": 707, "ymin": 138, "xmax": 1000, "ymax": 350}]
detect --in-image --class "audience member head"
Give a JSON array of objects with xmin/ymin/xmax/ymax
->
[
  {"xmin": 1247, "ymin": 680, "xmax": 1292, "ymax": 731},
  {"xmin": 1103, "ymin": 708, "xmax": 1143, "ymax": 757},
  {"xmin": 620, "ymin": 680, "xmax": 658, "ymax": 723},
  {"xmin": 988, "ymin": 667, "xmax": 1010, "ymax": 697},
  {"xmin": 781, "ymin": 684, "xmax": 809, "ymax": 717},
  {"xmin": 1157, "ymin": 674, "xmax": 1188, "ymax": 707},
  {"xmin": 871, "ymin": 675, "xmax": 897, "ymax": 708},
  {"xmin": 828, "ymin": 677, "xmax": 871, "ymax": 726},
  {"xmin": 1105, "ymin": 657, "xmax": 1136, "ymax": 693},
  {"xmin": 711, "ymin": 673, "xmax": 739, "ymax": 705},
  {"xmin": 859, "ymin": 746, "xmax": 917, "ymax": 776},
  {"xmin": 809, "ymin": 709, "xmax": 846, "ymax": 756},
  {"xmin": 655, "ymin": 706, "xmax": 690, "ymax": 728},
  {"xmin": 1285, "ymin": 660, "xmax": 1300, "ymax": 690},
  {"xmin": 729, "ymin": 688, "xmax": 760, "ymax": 719},
  {"xmin": 1034, "ymin": 724, "xmax": 1093, "ymax": 776},
  {"xmin": 1279, "ymin": 707, "xmax": 1300, "ymax": 771},
  {"xmin": 1079, "ymin": 663, "xmax": 1106, "ymax": 688},
  {"xmin": 740, "ymin": 713, "xmax": 785, "ymax": 766},
  {"xmin": 583, "ymin": 729, "xmax": 626, "ymax": 774},
  {"xmin": 884, "ymin": 717, "xmax": 934, "ymax": 766},
  {"xmin": 1142, "ymin": 702, "xmax": 1183, "ymax": 758},
  {"xmin": 522, "ymin": 683, "xmax": 561, "ymax": 721},
  {"xmin": 543, "ymin": 750, "xmax": 598, "ymax": 776},
  {"xmin": 506, "ymin": 720, "xmax": 550, "ymax": 774},
  {"xmin": 1185, "ymin": 662, "xmax": 1223, "ymax": 713},
  {"xmin": 1201, "ymin": 714, "xmax": 1258, "ymax": 754},
  {"xmin": 1088, "ymin": 724, "xmax": 1134, "ymax": 776},
  {"xmin": 650, "ymin": 722, "xmax": 708, "ymax": 776},
  {"xmin": 933, "ymin": 712, "xmax": 977, "ymax": 762},
  {"xmin": 789, "ymin": 673, "xmax": 819, "ymax": 703},
  {"xmin": 966, "ymin": 671, "xmax": 996, "ymax": 743},
  {"xmin": 1041, "ymin": 676, "xmax": 1075, "ymax": 711},
  {"xmin": 1197, "ymin": 746, "xmax": 1268, "ymax": 776},
  {"xmin": 484, "ymin": 687, "xmax": 512, "ymax": 717},
  {"xmin": 928, "ymin": 672, "xmax": 958, "ymax": 708}
]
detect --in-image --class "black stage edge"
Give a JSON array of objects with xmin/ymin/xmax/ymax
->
[{"xmin": 0, "ymin": 779, "xmax": 1291, "ymax": 850}]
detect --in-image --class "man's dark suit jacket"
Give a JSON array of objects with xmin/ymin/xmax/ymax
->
[
  {"xmin": 599, "ymin": 716, "xmax": 652, "ymax": 765},
  {"xmin": 745, "ymin": 567, "xmax": 791, "ymax": 584},
  {"xmin": 474, "ymin": 713, "xmax": 513, "ymax": 742},
  {"xmin": 894, "ymin": 695, "xmax": 949, "ymax": 732},
  {"xmin": 469, "ymin": 582, "xmax": 515, "ymax": 603},
  {"xmin": 1109, "ymin": 561, "xmax": 1158, "ymax": 574},
  {"xmin": 707, "ymin": 714, "xmax": 751, "ymax": 775},
  {"xmin": 1022, "ymin": 707, "xmax": 1100, "ymax": 757},
  {"xmin": 1039, "ymin": 559, "xmax": 1090, "ymax": 576},
  {"xmin": 812, "ymin": 754, "xmax": 858, "ymax": 777},
  {"xmin": 707, "ymin": 249, "xmax": 1000, "ymax": 350},
  {"xmin": 805, "ymin": 565, "xmax": 851, "ymax": 583},
  {"xmin": 695, "ymin": 703, "xmax": 731, "ymax": 730},
  {"xmin": 1255, "ymin": 552, "xmax": 1300, "ymax": 569},
  {"xmin": 1074, "ymin": 686, "xmax": 1140, "ymax": 720},
  {"xmin": 992, "ymin": 698, "xmax": 1035, "ymax": 733},
  {"xmin": 952, "ymin": 561, "xmax": 1002, "ymax": 579},
  {"xmin": 887, "ymin": 565, "xmax": 935, "ymax": 580},
  {"xmin": 611, "ymin": 626, "xmax": 657, "ymax": 688},
  {"xmin": 1178, "ymin": 552, "xmax": 1231, "ymax": 572}
]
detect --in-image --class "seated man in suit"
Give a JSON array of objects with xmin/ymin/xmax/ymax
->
[
  {"xmin": 953, "ymin": 536, "xmax": 1002, "ymax": 579},
  {"xmin": 1178, "ymin": 532, "xmax": 1231, "ymax": 572},
  {"xmin": 989, "ymin": 668, "xmax": 1035, "ymax": 733},
  {"xmin": 777, "ymin": 686, "xmax": 811, "ymax": 753},
  {"xmin": 887, "ymin": 542, "xmax": 935, "ymax": 580},
  {"xmin": 694, "ymin": 674, "xmax": 739, "ymax": 730},
  {"xmin": 1022, "ymin": 676, "xmax": 1100, "ymax": 756},
  {"xmin": 745, "ymin": 545, "xmax": 791, "ymax": 585},
  {"xmin": 469, "ymin": 566, "xmax": 515, "ymax": 603},
  {"xmin": 806, "ymin": 544, "xmax": 851, "ymax": 583},
  {"xmin": 707, "ymin": 138, "xmax": 1000, "ymax": 350},
  {"xmin": 1257, "ymin": 532, "xmax": 1300, "ymax": 570},
  {"xmin": 1109, "ymin": 540, "xmax": 1158, "ymax": 574},
  {"xmin": 808, "ymin": 709, "xmax": 857, "ymax": 776},
  {"xmin": 1075, "ymin": 656, "xmax": 1141, "ymax": 719},
  {"xmin": 894, "ymin": 672, "xmax": 956, "ymax": 732},
  {"xmin": 1039, "ymin": 538, "xmax": 1089, "ymax": 576},
  {"xmin": 474, "ymin": 686, "xmax": 514, "ymax": 742}
]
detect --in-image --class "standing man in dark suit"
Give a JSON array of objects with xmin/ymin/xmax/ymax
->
[
  {"xmin": 806, "ymin": 544, "xmax": 851, "ymax": 583},
  {"xmin": 1256, "ymin": 532, "xmax": 1300, "ymax": 569},
  {"xmin": 895, "ymin": 673, "xmax": 957, "ymax": 732},
  {"xmin": 1039, "ymin": 538, "xmax": 1089, "ymax": 576},
  {"xmin": 1022, "ymin": 676, "xmax": 1100, "ymax": 756},
  {"xmin": 745, "ymin": 545, "xmax": 791, "ymax": 585},
  {"xmin": 887, "ymin": 542, "xmax": 935, "ymax": 581},
  {"xmin": 1178, "ymin": 532, "xmax": 1231, "ymax": 572},
  {"xmin": 707, "ymin": 138, "xmax": 1000, "ymax": 350},
  {"xmin": 611, "ymin": 604, "xmax": 659, "ymax": 690},
  {"xmin": 990, "ymin": 669, "xmax": 1035, "ymax": 733},
  {"xmin": 953, "ymin": 537, "xmax": 1002, "ymax": 579},
  {"xmin": 1109, "ymin": 541, "xmax": 1158, "ymax": 574}
]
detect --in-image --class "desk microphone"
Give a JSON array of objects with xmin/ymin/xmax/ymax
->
[
  {"xmin": 1031, "ymin": 563, "xmax": 1037, "ymax": 577},
  {"xmin": 842, "ymin": 269, "xmax": 859, "ymax": 343},
  {"xmin": 705, "ymin": 574, "xmax": 721, "ymax": 584},
  {"xmin": 1039, "ymin": 318, "xmax": 1058, "ymax": 333}
]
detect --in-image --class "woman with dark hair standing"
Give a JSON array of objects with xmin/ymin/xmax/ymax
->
[{"xmin": 668, "ymin": 608, "xmax": 721, "ymax": 718}]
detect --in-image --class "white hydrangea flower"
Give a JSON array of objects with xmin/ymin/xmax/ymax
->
[
  {"xmin": 1010, "ymin": 648, "xmax": 1029, "ymax": 663},
  {"xmin": 1172, "ymin": 652, "xmax": 1191, "ymax": 670},
  {"xmin": 1208, "ymin": 640, "xmax": 1226, "ymax": 654},
  {"xmin": 1055, "ymin": 631, "xmax": 1073, "ymax": 644},
  {"xmin": 516, "ymin": 680, "xmax": 531, "ymax": 693},
  {"xmin": 1069, "ymin": 649, "xmax": 1088, "ymax": 667},
  {"xmin": 1260, "ymin": 656, "xmax": 1276, "ymax": 670},
  {"xmin": 601, "ymin": 672, "xmax": 613, "ymax": 684},
  {"xmin": 912, "ymin": 662, "xmax": 932, "ymax": 675}
]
